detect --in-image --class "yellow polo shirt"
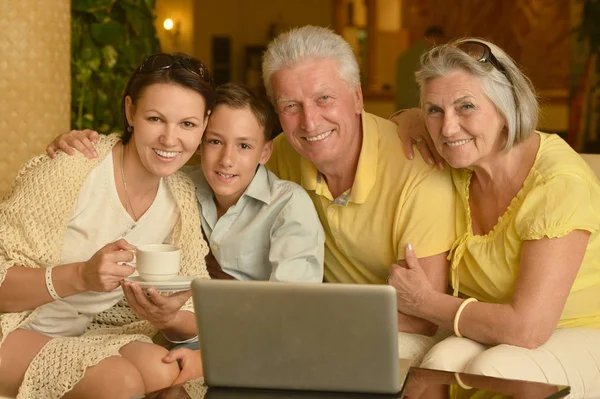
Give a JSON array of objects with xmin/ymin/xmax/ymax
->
[{"xmin": 267, "ymin": 111, "xmax": 455, "ymax": 283}]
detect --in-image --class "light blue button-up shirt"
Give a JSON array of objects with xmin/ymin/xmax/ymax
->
[{"xmin": 185, "ymin": 165, "xmax": 324, "ymax": 282}]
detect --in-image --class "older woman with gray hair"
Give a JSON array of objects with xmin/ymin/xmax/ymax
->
[{"xmin": 390, "ymin": 38, "xmax": 600, "ymax": 396}]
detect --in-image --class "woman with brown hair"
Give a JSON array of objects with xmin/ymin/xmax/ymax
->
[{"xmin": 0, "ymin": 53, "xmax": 214, "ymax": 398}]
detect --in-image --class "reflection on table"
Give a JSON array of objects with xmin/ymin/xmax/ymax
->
[{"xmin": 141, "ymin": 367, "xmax": 569, "ymax": 399}]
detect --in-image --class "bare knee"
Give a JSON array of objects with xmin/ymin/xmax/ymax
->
[
  {"xmin": 0, "ymin": 329, "xmax": 51, "ymax": 397},
  {"xmin": 120, "ymin": 341, "xmax": 180, "ymax": 392},
  {"xmin": 64, "ymin": 356, "xmax": 145, "ymax": 399}
]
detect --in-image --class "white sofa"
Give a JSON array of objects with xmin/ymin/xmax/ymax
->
[{"xmin": 580, "ymin": 153, "xmax": 600, "ymax": 179}]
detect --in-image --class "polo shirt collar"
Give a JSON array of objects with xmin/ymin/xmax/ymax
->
[
  {"xmin": 244, "ymin": 164, "xmax": 272, "ymax": 205},
  {"xmin": 349, "ymin": 111, "xmax": 378, "ymax": 204},
  {"xmin": 299, "ymin": 110, "xmax": 377, "ymax": 204}
]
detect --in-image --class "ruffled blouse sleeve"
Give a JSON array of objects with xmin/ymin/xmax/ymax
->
[{"xmin": 515, "ymin": 172, "xmax": 600, "ymax": 241}]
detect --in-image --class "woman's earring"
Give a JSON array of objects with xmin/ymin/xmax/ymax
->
[{"xmin": 127, "ymin": 126, "xmax": 133, "ymax": 133}]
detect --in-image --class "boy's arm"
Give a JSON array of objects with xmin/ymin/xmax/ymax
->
[{"xmin": 268, "ymin": 191, "xmax": 325, "ymax": 283}]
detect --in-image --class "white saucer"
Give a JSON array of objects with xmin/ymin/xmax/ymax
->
[{"xmin": 125, "ymin": 276, "xmax": 194, "ymax": 292}]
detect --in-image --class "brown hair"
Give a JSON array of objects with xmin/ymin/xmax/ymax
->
[
  {"xmin": 121, "ymin": 53, "xmax": 216, "ymax": 144},
  {"xmin": 214, "ymin": 83, "xmax": 277, "ymax": 141}
]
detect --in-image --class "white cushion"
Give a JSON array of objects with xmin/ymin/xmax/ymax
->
[{"xmin": 580, "ymin": 153, "xmax": 600, "ymax": 179}]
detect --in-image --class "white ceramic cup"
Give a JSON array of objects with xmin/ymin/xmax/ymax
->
[{"xmin": 135, "ymin": 244, "xmax": 181, "ymax": 282}]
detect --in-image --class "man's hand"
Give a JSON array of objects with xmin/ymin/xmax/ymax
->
[
  {"xmin": 122, "ymin": 281, "xmax": 192, "ymax": 331},
  {"xmin": 163, "ymin": 348, "xmax": 204, "ymax": 385},
  {"xmin": 47, "ymin": 129, "xmax": 99, "ymax": 159},
  {"xmin": 390, "ymin": 108, "xmax": 445, "ymax": 169}
]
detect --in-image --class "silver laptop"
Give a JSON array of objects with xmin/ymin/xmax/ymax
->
[{"xmin": 192, "ymin": 279, "xmax": 410, "ymax": 394}]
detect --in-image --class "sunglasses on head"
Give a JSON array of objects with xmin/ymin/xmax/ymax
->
[
  {"xmin": 454, "ymin": 41, "xmax": 508, "ymax": 76},
  {"xmin": 138, "ymin": 53, "xmax": 212, "ymax": 85},
  {"xmin": 453, "ymin": 40, "xmax": 518, "ymax": 109}
]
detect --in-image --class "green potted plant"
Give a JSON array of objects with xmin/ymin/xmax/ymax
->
[{"xmin": 71, "ymin": 0, "xmax": 161, "ymax": 134}]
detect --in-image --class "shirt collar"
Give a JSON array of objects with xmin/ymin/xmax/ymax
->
[
  {"xmin": 349, "ymin": 111, "xmax": 378, "ymax": 204},
  {"xmin": 194, "ymin": 164, "xmax": 271, "ymax": 206},
  {"xmin": 194, "ymin": 169, "xmax": 213, "ymax": 204},
  {"xmin": 244, "ymin": 164, "xmax": 271, "ymax": 205},
  {"xmin": 299, "ymin": 110, "xmax": 378, "ymax": 204}
]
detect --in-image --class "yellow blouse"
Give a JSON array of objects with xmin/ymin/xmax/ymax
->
[{"xmin": 449, "ymin": 132, "xmax": 600, "ymax": 329}]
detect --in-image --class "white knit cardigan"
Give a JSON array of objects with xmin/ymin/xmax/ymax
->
[{"xmin": 0, "ymin": 134, "xmax": 209, "ymax": 398}]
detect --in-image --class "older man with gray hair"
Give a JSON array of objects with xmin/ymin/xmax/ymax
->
[{"xmin": 263, "ymin": 25, "xmax": 455, "ymax": 362}]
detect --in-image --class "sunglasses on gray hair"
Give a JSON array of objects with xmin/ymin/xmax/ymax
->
[{"xmin": 454, "ymin": 41, "xmax": 508, "ymax": 76}]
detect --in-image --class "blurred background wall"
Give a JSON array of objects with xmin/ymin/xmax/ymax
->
[
  {"xmin": 0, "ymin": 0, "xmax": 71, "ymax": 195},
  {"xmin": 1, "ymin": 0, "xmax": 598, "ymax": 195}
]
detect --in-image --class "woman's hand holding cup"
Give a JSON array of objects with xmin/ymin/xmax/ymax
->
[{"xmin": 79, "ymin": 238, "xmax": 136, "ymax": 292}]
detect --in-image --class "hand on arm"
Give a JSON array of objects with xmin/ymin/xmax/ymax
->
[
  {"xmin": 390, "ymin": 108, "xmax": 445, "ymax": 169},
  {"xmin": 46, "ymin": 129, "xmax": 99, "ymax": 159},
  {"xmin": 459, "ymin": 230, "xmax": 589, "ymax": 347},
  {"xmin": 410, "ymin": 230, "xmax": 590, "ymax": 347},
  {"xmin": 389, "ymin": 245, "xmax": 449, "ymax": 336},
  {"xmin": 0, "ymin": 239, "xmax": 136, "ymax": 312}
]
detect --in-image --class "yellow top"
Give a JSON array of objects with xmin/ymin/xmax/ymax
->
[
  {"xmin": 267, "ymin": 111, "xmax": 456, "ymax": 283},
  {"xmin": 449, "ymin": 132, "xmax": 600, "ymax": 329}
]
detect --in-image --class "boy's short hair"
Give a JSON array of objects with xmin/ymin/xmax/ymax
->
[{"xmin": 214, "ymin": 83, "xmax": 277, "ymax": 141}]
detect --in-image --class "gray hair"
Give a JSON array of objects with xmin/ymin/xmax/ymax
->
[
  {"xmin": 415, "ymin": 38, "xmax": 538, "ymax": 150},
  {"xmin": 262, "ymin": 25, "xmax": 360, "ymax": 101}
]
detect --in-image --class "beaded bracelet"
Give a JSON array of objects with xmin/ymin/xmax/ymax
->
[
  {"xmin": 453, "ymin": 297, "xmax": 478, "ymax": 338},
  {"xmin": 45, "ymin": 266, "xmax": 62, "ymax": 301}
]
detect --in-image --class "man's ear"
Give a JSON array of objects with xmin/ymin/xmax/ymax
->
[
  {"xmin": 125, "ymin": 96, "xmax": 136, "ymax": 126},
  {"xmin": 259, "ymin": 140, "xmax": 274, "ymax": 165},
  {"xmin": 353, "ymin": 86, "xmax": 364, "ymax": 115}
]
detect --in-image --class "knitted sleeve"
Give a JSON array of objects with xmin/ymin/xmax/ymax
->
[
  {"xmin": 0, "ymin": 135, "xmax": 119, "ymax": 345},
  {"xmin": 0, "ymin": 135, "xmax": 119, "ymax": 286}
]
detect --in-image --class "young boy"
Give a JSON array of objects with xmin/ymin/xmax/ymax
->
[
  {"xmin": 163, "ymin": 84, "xmax": 325, "ymax": 378},
  {"xmin": 186, "ymin": 83, "xmax": 324, "ymax": 282}
]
